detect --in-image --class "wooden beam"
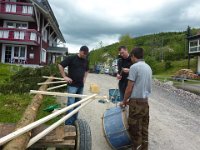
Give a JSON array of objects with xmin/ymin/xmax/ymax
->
[
  {"xmin": 30, "ymin": 90, "xmax": 88, "ymax": 98},
  {"xmin": 33, "ymin": 4, "xmax": 40, "ymax": 31},
  {"xmin": 0, "ymin": 94, "xmax": 96, "ymax": 146},
  {"xmin": 27, "ymin": 94, "xmax": 97, "ymax": 147},
  {"xmin": 49, "ymin": 31, "xmax": 55, "ymax": 39},
  {"xmin": 38, "ymin": 81, "xmax": 67, "ymax": 85},
  {"xmin": 47, "ymin": 84, "xmax": 67, "ymax": 91},
  {"xmin": 42, "ymin": 76, "xmax": 64, "ymax": 81},
  {"xmin": 30, "ymin": 90, "xmax": 108, "ymax": 100}
]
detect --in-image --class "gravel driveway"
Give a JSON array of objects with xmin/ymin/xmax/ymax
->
[{"xmin": 59, "ymin": 73, "xmax": 200, "ymax": 150}]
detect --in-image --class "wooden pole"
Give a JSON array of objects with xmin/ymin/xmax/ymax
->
[
  {"xmin": 3, "ymin": 77, "xmax": 53, "ymax": 150},
  {"xmin": 42, "ymin": 76, "xmax": 64, "ymax": 81},
  {"xmin": 27, "ymin": 94, "xmax": 97, "ymax": 148},
  {"xmin": 37, "ymin": 81, "xmax": 67, "ymax": 85},
  {"xmin": 0, "ymin": 94, "xmax": 96, "ymax": 146},
  {"xmin": 30, "ymin": 90, "xmax": 108, "ymax": 100},
  {"xmin": 47, "ymin": 84, "xmax": 67, "ymax": 91}
]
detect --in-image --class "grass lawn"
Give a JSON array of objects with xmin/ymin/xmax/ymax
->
[
  {"xmin": 154, "ymin": 58, "xmax": 198, "ymax": 79},
  {"xmin": 0, "ymin": 63, "xmax": 60, "ymax": 124},
  {"xmin": 0, "ymin": 94, "xmax": 60, "ymax": 124}
]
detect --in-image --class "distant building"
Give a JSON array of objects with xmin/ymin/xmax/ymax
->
[
  {"xmin": 187, "ymin": 34, "xmax": 200, "ymax": 74},
  {"xmin": 0, "ymin": 0, "xmax": 67, "ymax": 65}
]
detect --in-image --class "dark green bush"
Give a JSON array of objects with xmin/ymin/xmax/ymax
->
[
  {"xmin": 0, "ymin": 64, "xmax": 62, "ymax": 94},
  {"xmin": 165, "ymin": 61, "xmax": 172, "ymax": 70}
]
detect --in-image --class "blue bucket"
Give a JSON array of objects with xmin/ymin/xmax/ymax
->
[{"xmin": 109, "ymin": 89, "xmax": 120, "ymax": 103}]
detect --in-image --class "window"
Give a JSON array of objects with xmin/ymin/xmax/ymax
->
[
  {"xmin": 30, "ymin": 32, "xmax": 37, "ymax": 41},
  {"xmin": 14, "ymin": 46, "xmax": 19, "ymax": 57},
  {"xmin": 5, "ymin": 21, "xmax": 28, "ymax": 29},
  {"xmin": 7, "ymin": 22, "xmax": 14, "ymax": 28},
  {"xmin": 5, "ymin": 4, "xmax": 16, "ymax": 13},
  {"xmin": 42, "ymin": 29, "xmax": 48, "ymax": 42},
  {"xmin": 0, "ymin": 31, "xmax": 3, "ymax": 38},
  {"xmin": 49, "ymin": 37, "xmax": 53, "ymax": 46},
  {"xmin": 14, "ymin": 31, "xmax": 25, "ymax": 40},
  {"xmin": 0, "ymin": 31, "xmax": 9, "ymax": 38},
  {"xmin": 41, "ymin": 49, "xmax": 46, "ymax": 62},
  {"xmin": 190, "ymin": 41, "xmax": 198, "ymax": 47},
  {"xmin": 16, "ymin": 23, "xmax": 27, "ymax": 29},
  {"xmin": 189, "ymin": 40, "xmax": 200, "ymax": 53},
  {"xmin": 13, "ymin": 46, "xmax": 26, "ymax": 59},
  {"xmin": 20, "ymin": 47, "xmax": 25, "ymax": 57},
  {"xmin": 22, "ymin": 6, "xmax": 33, "ymax": 15}
]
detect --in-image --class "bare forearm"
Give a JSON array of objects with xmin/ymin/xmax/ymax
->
[
  {"xmin": 123, "ymin": 87, "xmax": 132, "ymax": 102},
  {"xmin": 58, "ymin": 64, "xmax": 67, "ymax": 78},
  {"xmin": 123, "ymin": 80, "xmax": 134, "ymax": 102},
  {"xmin": 84, "ymin": 71, "xmax": 89, "ymax": 82}
]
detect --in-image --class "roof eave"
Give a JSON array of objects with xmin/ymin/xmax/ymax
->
[{"xmin": 30, "ymin": 0, "xmax": 66, "ymax": 43}]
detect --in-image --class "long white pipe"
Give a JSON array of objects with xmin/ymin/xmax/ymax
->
[
  {"xmin": 47, "ymin": 84, "xmax": 67, "ymax": 91},
  {"xmin": 38, "ymin": 81, "xmax": 67, "ymax": 85},
  {"xmin": 42, "ymin": 76, "xmax": 64, "ymax": 81},
  {"xmin": 27, "ymin": 97, "xmax": 95, "ymax": 147},
  {"xmin": 0, "ymin": 94, "xmax": 97, "ymax": 146},
  {"xmin": 30, "ymin": 90, "xmax": 88, "ymax": 98},
  {"xmin": 30, "ymin": 90, "xmax": 107, "ymax": 99}
]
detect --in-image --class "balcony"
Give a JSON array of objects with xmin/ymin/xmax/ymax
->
[
  {"xmin": 0, "ymin": 1, "xmax": 34, "ymax": 21},
  {"xmin": 0, "ymin": 27, "xmax": 40, "ymax": 45}
]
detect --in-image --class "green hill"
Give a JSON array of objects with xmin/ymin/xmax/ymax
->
[{"xmin": 89, "ymin": 27, "xmax": 199, "ymax": 75}]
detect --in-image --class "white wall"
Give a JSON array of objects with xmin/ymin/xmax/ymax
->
[{"xmin": 198, "ymin": 56, "xmax": 200, "ymax": 74}]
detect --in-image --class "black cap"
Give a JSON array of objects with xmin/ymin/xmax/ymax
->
[{"xmin": 80, "ymin": 45, "xmax": 89, "ymax": 52}]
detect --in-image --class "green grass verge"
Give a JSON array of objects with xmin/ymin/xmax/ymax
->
[
  {"xmin": 154, "ymin": 58, "xmax": 197, "ymax": 77},
  {"xmin": 0, "ymin": 94, "xmax": 60, "ymax": 124},
  {"xmin": 0, "ymin": 63, "xmax": 22, "ymax": 84}
]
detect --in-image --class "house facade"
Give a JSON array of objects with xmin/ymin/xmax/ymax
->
[
  {"xmin": 0, "ymin": 0, "xmax": 67, "ymax": 65},
  {"xmin": 187, "ymin": 34, "xmax": 200, "ymax": 74}
]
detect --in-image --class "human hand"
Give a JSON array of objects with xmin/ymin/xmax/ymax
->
[
  {"xmin": 122, "ymin": 68, "xmax": 129, "ymax": 73},
  {"xmin": 119, "ymin": 100, "xmax": 129, "ymax": 107},
  {"xmin": 64, "ymin": 76, "xmax": 73, "ymax": 83},
  {"xmin": 116, "ymin": 74, "xmax": 122, "ymax": 80}
]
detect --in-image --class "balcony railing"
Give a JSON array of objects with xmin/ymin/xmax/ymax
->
[
  {"xmin": 0, "ymin": 27, "xmax": 40, "ymax": 45},
  {"xmin": 0, "ymin": 1, "xmax": 34, "ymax": 16}
]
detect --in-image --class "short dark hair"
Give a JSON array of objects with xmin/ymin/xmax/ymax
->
[
  {"xmin": 118, "ymin": 46, "xmax": 127, "ymax": 51},
  {"xmin": 130, "ymin": 47, "xmax": 144, "ymax": 59},
  {"xmin": 80, "ymin": 46, "xmax": 89, "ymax": 54}
]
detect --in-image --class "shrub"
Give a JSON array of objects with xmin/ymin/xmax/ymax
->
[
  {"xmin": 165, "ymin": 61, "xmax": 172, "ymax": 70},
  {"xmin": 0, "ymin": 64, "xmax": 62, "ymax": 94}
]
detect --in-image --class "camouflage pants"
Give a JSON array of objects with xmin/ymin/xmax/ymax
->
[{"xmin": 128, "ymin": 99, "xmax": 149, "ymax": 150}]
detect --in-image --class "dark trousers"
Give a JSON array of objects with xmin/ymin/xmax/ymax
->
[
  {"xmin": 128, "ymin": 99, "xmax": 149, "ymax": 150},
  {"xmin": 118, "ymin": 79, "xmax": 128, "ymax": 101}
]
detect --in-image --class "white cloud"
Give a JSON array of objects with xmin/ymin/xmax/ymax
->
[{"xmin": 49, "ymin": 0, "xmax": 200, "ymax": 53}]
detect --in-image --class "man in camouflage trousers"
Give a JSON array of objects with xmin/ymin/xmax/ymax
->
[{"xmin": 120, "ymin": 47, "xmax": 152, "ymax": 150}]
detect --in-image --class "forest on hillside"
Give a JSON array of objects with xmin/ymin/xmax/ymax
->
[{"xmin": 89, "ymin": 27, "xmax": 199, "ymax": 74}]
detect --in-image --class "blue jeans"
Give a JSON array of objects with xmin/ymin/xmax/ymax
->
[
  {"xmin": 65, "ymin": 86, "xmax": 83, "ymax": 125},
  {"xmin": 119, "ymin": 80, "xmax": 128, "ymax": 101}
]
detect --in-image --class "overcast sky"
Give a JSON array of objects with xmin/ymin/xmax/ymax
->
[{"xmin": 48, "ymin": 0, "xmax": 200, "ymax": 53}]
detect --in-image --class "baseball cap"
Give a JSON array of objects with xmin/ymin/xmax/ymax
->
[{"xmin": 80, "ymin": 46, "xmax": 89, "ymax": 55}]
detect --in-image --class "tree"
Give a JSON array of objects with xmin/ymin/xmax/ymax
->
[
  {"xmin": 186, "ymin": 26, "xmax": 191, "ymax": 37},
  {"xmin": 119, "ymin": 34, "xmax": 132, "ymax": 42}
]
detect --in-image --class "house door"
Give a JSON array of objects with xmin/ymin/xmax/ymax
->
[{"xmin": 5, "ymin": 45, "xmax": 12, "ymax": 63}]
